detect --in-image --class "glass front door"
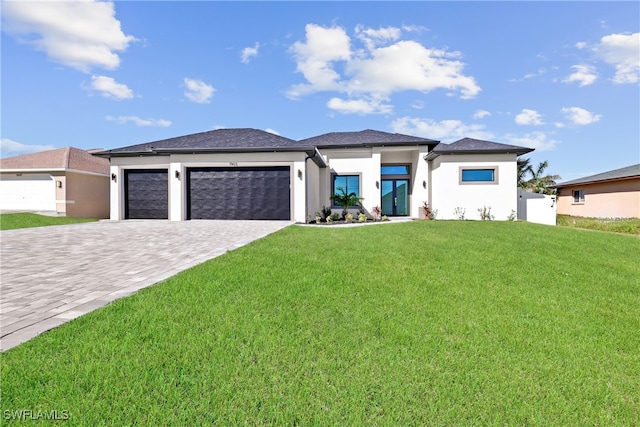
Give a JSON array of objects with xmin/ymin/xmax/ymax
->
[{"xmin": 381, "ymin": 179, "xmax": 409, "ymax": 216}]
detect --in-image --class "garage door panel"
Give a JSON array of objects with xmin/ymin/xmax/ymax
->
[
  {"xmin": 125, "ymin": 170, "xmax": 168, "ymax": 219},
  {"xmin": 188, "ymin": 167, "xmax": 290, "ymax": 220},
  {"xmin": 0, "ymin": 174, "xmax": 56, "ymax": 212}
]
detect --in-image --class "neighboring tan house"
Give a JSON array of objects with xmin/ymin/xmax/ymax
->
[
  {"xmin": 554, "ymin": 164, "xmax": 640, "ymax": 219},
  {"xmin": 0, "ymin": 147, "xmax": 110, "ymax": 218},
  {"xmin": 94, "ymin": 128, "xmax": 533, "ymax": 222}
]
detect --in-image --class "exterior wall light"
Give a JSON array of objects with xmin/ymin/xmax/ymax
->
[
  {"xmin": 111, "ymin": 173, "xmax": 117, "ymax": 182},
  {"xmin": 175, "ymin": 170, "xmax": 180, "ymax": 179},
  {"xmin": 298, "ymin": 169, "xmax": 303, "ymax": 180},
  {"xmin": 56, "ymin": 180, "xmax": 62, "ymax": 188}
]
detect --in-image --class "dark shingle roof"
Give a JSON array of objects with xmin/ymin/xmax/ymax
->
[
  {"xmin": 97, "ymin": 128, "xmax": 298, "ymax": 155},
  {"xmin": 298, "ymin": 129, "xmax": 439, "ymax": 148},
  {"xmin": 0, "ymin": 147, "xmax": 109, "ymax": 175},
  {"xmin": 425, "ymin": 137, "xmax": 534, "ymax": 160},
  {"xmin": 554, "ymin": 164, "xmax": 640, "ymax": 187}
]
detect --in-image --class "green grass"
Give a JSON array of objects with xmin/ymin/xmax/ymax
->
[
  {"xmin": 0, "ymin": 213, "xmax": 97, "ymax": 230},
  {"xmin": 557, "ymin": 214, "xmax": 640, "ymax": 235},
  {"xmin": 2, "ymin": 221, "xmax": 639, "ymax": 425}
]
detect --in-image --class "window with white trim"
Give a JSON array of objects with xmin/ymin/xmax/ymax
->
[
  {"xmin": 459, "ymin": 166, "xmax": 499, "ymax": 185},
  {"xmin": 573, "ymin": 189, "xmax": 585, "ymax": 203}
]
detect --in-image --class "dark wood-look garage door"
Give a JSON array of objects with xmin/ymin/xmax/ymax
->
[
  {"xmin": 124, "ymin": 169, "xmax": 168, "ymax": 219},
  {"xmin": 187, "ymin": 167, "xmax": 290, "ymax": 220}
]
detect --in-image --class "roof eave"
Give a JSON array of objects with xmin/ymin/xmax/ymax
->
[
  {"xmin": 425, "ymin": 148, "xmax": 533, "ymax": 161},
  {"xmin": 553, "ymin": 174, "xmax": 640, "ymax": 188},
  {"xmin": 92, "ymin": 146, "xmax": 328, "ymax": 168},
  {"xmin": 317, "ymin": 141, "xmax": 439, "ymax": 149}
]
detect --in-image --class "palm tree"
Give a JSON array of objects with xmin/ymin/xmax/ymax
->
[
  {"xmin": 330, "ymin": 187, "xmax": 363, "ymax": 219},
  {"xmin": 517, "ymin": 157, "xmax": 533, "ymax": 189},
  {"xmin": 518, "ymin": 158, "xmax": 561, "ymax": 195}
]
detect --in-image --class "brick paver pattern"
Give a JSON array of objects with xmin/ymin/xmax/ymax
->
[{"xmin": 0, "ymin": 220, "xmax": 291, "ymax": 351}]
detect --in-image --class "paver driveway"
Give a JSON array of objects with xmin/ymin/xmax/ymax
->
[{"xmin": 0, "ymin": 220, "xmax": 291, "ymax": 351}]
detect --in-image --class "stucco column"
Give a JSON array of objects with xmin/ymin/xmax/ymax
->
[
  {"xmin": 292, "ymin": 160, "xmax": 306, "ymax": 222},
  {"xmin": 370, "ymin": 148, "xmax": 382, "ymax": 212},
  {"xmin": 413, "ymin": 147, "xmax": 430, "ymax": 218},
  {"xmin": 109, "ymin": 165, "xmax": 121, "ymax": 220},
  {"xmin": 169, "ymin": 161, "xmax": 183, "ymax": 221}
]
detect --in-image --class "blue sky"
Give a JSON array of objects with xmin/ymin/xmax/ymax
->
[{"xmin": 1, "ymin": 1, "xmax": 638, "ymax": 182}]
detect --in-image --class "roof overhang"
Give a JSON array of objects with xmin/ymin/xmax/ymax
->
[
  {"xmin": 552, "ymin": 175, "xmax": 640, "ymax": 188},
  {"xmin": 425, "ymin": 148, "xmax": 534, "ymax": 161},
  {"xmin": 317, "ymin": 141, "xmax": 439, "ymax": 150},
  {"xmin": 93, "ymin": 146, "xmax": 327, "ymax": 168},
  {"xmin": 0, "ymin": 168, "xmax": 109, "ymax": 177}
]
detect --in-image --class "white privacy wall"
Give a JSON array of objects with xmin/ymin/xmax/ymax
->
[{"xmin": 429, "ymin": 154, "xmax": 518, "ymax": 220}]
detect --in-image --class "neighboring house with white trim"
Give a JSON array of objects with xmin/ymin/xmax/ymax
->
[
  {"xmin": 0, "ymin": 147, "xmax": 110, "ymax": 218},
  {"xmin": 554, "ymin": 164, "xmax": 640, "ymax": 219},
  {"xmin": 94, "ymin": 128, "xmax": 533, "ymax": 222}
]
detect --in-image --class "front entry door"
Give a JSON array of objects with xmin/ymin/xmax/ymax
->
[{"xmin": 381, "ymin": 179, "xmax": 409, "ymax": 216}]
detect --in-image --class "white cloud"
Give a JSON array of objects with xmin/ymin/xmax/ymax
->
[
  {"xmin": 562, "ymin": 107, "xmax": 602, "ymax": 125},
  {"xmin": 391, "ymin": 117, "xmax": 494, "ymax": 142},
  {"xmin": 411, "ymin": 100, "xmax": 424, "ymax": 110},
  {"xmin": 264, "ymin": 128, "xmax": 280, "ymax": 135},
  {"xmin": 241, "ymin": 43, "xmax": 259, "ymax": 64},
  {"xmin": 2, "ymin": 0, "xmax": 135, "ymax": 72},
  {"xmin": 288, "ymin": 24, "xmax": 352, "ymax": 98},
  {"xmin": 515, "ymin": 109, "xmax": 544, "ymax": 126},
  {"xmin": 594, "ymin": 32, "xmax": 639, "ymax": 84},
  {"xmin": 575, "ymin": 42, "xmax": 588, "ymax": 50},
  {"xmin": 86, "ymin": 75, "xmax": 133, "ymax": 100},
  {"xmin": 402, "ymin": 24, "xmax": 428, "ymax": 34},
  {"xmin": 473, "ymin": 110, "xmax": 491, "ymax": 119},
  {"xmin": 288, "ymin": 24, "xmax": 480, "ymax": 113},
  {"xmin": 327, "ymin": 97, "xmax": 393, "ymax": 115},
  {"xmin": 184, "ymin": 78, "xmax": 215, "ymax": 104},
  {"xmin": 105, "ymin": 115, "xmax": 172, "ymax": 127},
  {"xmin": 355, "ymin": 25, "xmax": 401, "ymax": 51},
  {"xmin": 505, "ymin": 131, "xmax": 558, "ymax": 151},
  {"xmin": 563, "ymin": 64, "xmax": 597, "ymax": 86},
  {"xmin": 0, "ymin": 138, "xmax": 56, "ymax": 157},
  {"xmin": 509, "ymin": 68, "xmax": 546, "ymax": 83},
  {"xmin": 347, "ymin": 40, "xmax": 480, "ymax": 99}
]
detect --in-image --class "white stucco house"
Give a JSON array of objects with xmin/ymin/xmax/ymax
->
[{"xmin": 94, "ymin": 128, "xmax": 533, "ymax": 222}]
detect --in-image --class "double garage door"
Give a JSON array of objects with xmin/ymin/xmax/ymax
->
[{"xmin": 125, "ymin": 167, "xmax": 290, "ymax": 220}]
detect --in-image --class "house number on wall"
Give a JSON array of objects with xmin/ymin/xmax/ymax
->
[{"xmin": 229, "ymin": 162, "xmax": 238, "ymax": 166}]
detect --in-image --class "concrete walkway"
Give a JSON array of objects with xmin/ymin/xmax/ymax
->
[{"xmin": 0, "ymin": 220, "xmax": 291, "ymax": 351}]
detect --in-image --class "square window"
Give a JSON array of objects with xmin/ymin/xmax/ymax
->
[
  {"xmin": 573, "ymin": 190, "xmax": 585, "ymax": 203},
  {"xmin": 332, "ymin": 175, "xmax": 360, "ymax": 207}
]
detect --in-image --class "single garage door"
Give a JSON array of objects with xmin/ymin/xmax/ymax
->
[
  {"xmin": 0, "ymin": 174, "xmax": 56, "ymax": 212},
  {"xmin": 187, "ymin": 167, "xmax": 290, "ymax": 220},
  {"xmin": 125, "ymin": 169, "xmax": 168, "ymax": 219}
]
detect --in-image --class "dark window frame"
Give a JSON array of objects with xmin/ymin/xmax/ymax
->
[
  {"xmin": 331, "ymin": 174, "xmax": 361, "ymax": 208},
  {"xmin": 572, "ymin": 189, "xmax": 585, "ymax": 203}
]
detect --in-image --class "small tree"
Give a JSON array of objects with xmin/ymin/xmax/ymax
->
[
  {"xmin": 330, "ymin": 187, "xmax": 363, "ymax": 219},
  {"xmin": 517, "ymin": 157, "xmax": 561, "ymax": 195}
]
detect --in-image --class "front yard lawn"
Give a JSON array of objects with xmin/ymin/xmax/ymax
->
[
  {"xmin": 0, "ymin": 213, "xmax": 97, "ymax": 230},
  {"xmin": 1, "ymin": 221, "xmax": 639, "ymax": 425},
  {"xmin": 557, "ymin": 214, "xmax": 640, "ymax": 235}
]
